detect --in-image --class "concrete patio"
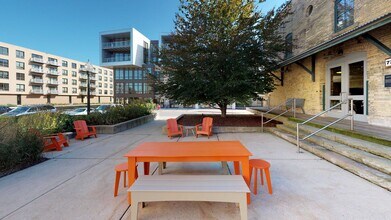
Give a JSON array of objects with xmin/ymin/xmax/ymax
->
[{"xmin": 0, "ymin": 109, "xmax": 390, "ymax": 220}]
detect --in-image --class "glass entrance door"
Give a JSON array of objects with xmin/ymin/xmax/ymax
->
[{"xmin": 326, "ymin": 55, "xmax": 367, "ymax": 121}]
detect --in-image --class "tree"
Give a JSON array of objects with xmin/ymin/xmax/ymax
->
[{"xmin": 158, "ymin": 0, "xmax": 290, "ymax": 117}]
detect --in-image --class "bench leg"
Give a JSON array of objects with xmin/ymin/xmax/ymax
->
[
  {"xmin": 131, "ymin": 200, "xmax": 139, "ymax": 220},
  {"xmin": 239, "ymin": 194, "xmax": 248, "ymax": 220},
  {"xmin": 158, "ymin": 162, "xmax": 163, "ymax": 175},
  {"xmin": 221, "ymin": 161, "xmax": 228, "ymax": 175}
]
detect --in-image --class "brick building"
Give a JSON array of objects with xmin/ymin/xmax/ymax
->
[{"xmin": 269, "ymin": 0, "xmax": 391, "ymax": 127}]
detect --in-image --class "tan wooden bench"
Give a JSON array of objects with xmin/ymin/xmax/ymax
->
[{"xmin": 129, "ymin": 175, "xmax": 250, "ymax": 220}]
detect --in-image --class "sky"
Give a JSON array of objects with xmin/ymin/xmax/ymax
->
[{"xmin": 0, "ymin": 0, "xmax": 287, "ymax": 66}]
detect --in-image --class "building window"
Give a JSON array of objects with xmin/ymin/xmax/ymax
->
[
  {"xmin": 134, "ymin": 83, "xmax": 142, "ymax": 94},
  {"xmin": 0, "ymin": 83, "xmax": 9, "ymax": 91},
  {"xmin": 110, "ymin": 90, "xmax": 113, "ymax": 95},
  {"xmin": 115, "ymin": 83, "xmax": 124, "ymax": 94},
  {"xmin": 104, "ymin": 90, "xmax": 108, "ymax": 95},
  {"xmin": 62, "ymin": 78, "xmax": 68, "ymax": 85},
  {"xmin": 62, "ymin": 69, "xmax": 68, "ymax": 76},
  {"xmin": 72, "ymin": 88, "xmax": 77, "ymax": 94},
  {"xmin": 0, "ymin": 58, "xmax": 9, "ymax": 67},
  {"xmin": 62, "ymin": 60, "xmax": 68, "ymax": 67},
  {"xmin": 16, "ymin": 84, "xmax": 25, "ymax": 92},
  {"xmin": 104, "ymin": 83, "xmax": 108, "ymax": 88},
  {"xmin": 16, "ymin": 73, "xmax": 25, "ymax": 80},
  {"xmin": 72, "ymin": 63, "xmax": 77, "ymax": 69},
  {"xmin": 72, "ymin": 71, "xmax": 77, "ymax": 77},
  {"xmin": 115, "ymin": 69, "xmax": 123, "ymax": 80},
  {"xmin": 72, "ymin": 79, "xmax": 77, "ymax": 85},
  {"xmin": 134, "ymin": 69, "xmax": 144, "ymax": 79},
  {"xmin": 99, "ymin": 89, "xmax": 102, "ymax": 94},
  {"xmin": 335, "ymin": 0, "xmax": 354, "ymax": 32},
  {"xmin": 110, "ymin": 84, "xmax": 113, "ymax": 89},
  {"xmin": 104, "ymin": 76, "xmax": 108, "ymax": 82},
  {"xmin": 62, "ymin": 87, "xmax": 68, "ymax": 93},
  {"xmin": 285, "ymin": 33, "xmax": 293, "ymax": 59},
  {"xmin": 143, "ymin": 41, "xmax": 149, "ymax": 64},
  {"xmin": 32, "ymin": 53, "xmax": 43, "ymax": 59},
  {"xmin": 98, "ymin": 82, "xmax": 102, "ymax": 88},
  {"xmin": 104, "ymin": 70, "xmax": 107, "ymax": 75},
  {"xmin": 16, "ymin": 50, "xmax": 25, "ymax": 58},
  {"xmin": 98, "ymin": 75, "xmax": 102, "ymax": 80},
  {"xmin": 0, "ymin": 71, "xmax": 9, "ymax": 79},
  {"xmin": 98, "ymin": 69, "xmax": 102, "ymax": 74},
  {"xmin": 0, "ymin": 46, "xmax": 8, "ymax": 55},
  {"xmin": 16, "ymin": 61, "xmax": 25, "ymax": 70}
]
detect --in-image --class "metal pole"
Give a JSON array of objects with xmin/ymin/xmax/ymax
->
[
  {"xmin": 350, "ymin": 99, "xmax": 354, "ymax": 130},
  {"xmin": 87, "ymin": 71, "xmax": 90, "ymax": 115},
  {"xmin": 296, "ymin": 123, "xmax": 301, "ymax": 153},
  {"xmin": 261, "ymin": 113, "xmax": 264, "ymax": 132},
  {"xmin": 293, "ymin": 98, "xmax": 296, "ymax": 118}
]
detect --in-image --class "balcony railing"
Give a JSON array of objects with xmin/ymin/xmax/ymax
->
[
  {"xmin": 47, "ymin": 60, "xmax": 60, "ymax": 66},
  {"xmin": 79, "ymin": 74, "xmax": 88, "ymax": 80},
  {"xmin": 79, "ymin": 83, "xmax": 87, "ymax": 87},
  {"xmin": 30, "ymin": 57, "xmax": 45, "ymax": 63},
  {"xmin": 79, "ymin": 91, "xmax": 87, "ymax": 95},
  {"xmin": 102, "ymin": 41, "xmax": 130, "ymax": 49},
  {"xmin": 46, "ymin": 70, "xmax": 60, "ymax": 76},
  {"xmin": 46, "ymin": 80, "xmax": 59, "ymax": 85},
  {"xmin": 30, "ymin": 78, "xmax": 44, "ymax": 84},
  {"xmin": 102, "ymin": 56, "xmax": 131, "ymax": 63},
  {"xmin": 30, "ymin": 89, "xmax": 44, "ymax": 94},
  {"xmin": 46, "ymin": 90, "xmax": 59, "ymax": 95},
  {"xmin": 79, "ymin": 67, "xmax": 97, "ymax": 73},
  {"xmin": 30, "ymin": 67, "xmax": 44, "ymax": 74}
]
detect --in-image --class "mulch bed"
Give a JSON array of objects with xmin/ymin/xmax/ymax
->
[
  {"xmin": 177, "ymin": 114, "xmax": 281, "ymax": 127},
  {"xmin": 0, "ymin": 157, "xmax": 48, "ymax": 178}
]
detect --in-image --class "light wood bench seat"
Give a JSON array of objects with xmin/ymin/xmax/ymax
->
[{"xmin": 128, "ymin": 175, "xmax": 250, "ymax": 220}]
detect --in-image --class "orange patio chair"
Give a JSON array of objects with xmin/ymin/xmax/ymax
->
[
  {"xmin": 73, "ymin": 120, "xmax": 97, "ymax": 141},
  {"xmin": 166, "ymin": 118, "xmax": 183, "ymax": 139},
  {"xmin": 195, "ymin": 117, "xmax": 213, "ymax": 138},
  {"xmin": 43, "ymin": 133, "xmax": 70, "ymax": 151}
]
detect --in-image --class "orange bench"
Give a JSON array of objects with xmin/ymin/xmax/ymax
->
[{"xmin": 73, "ymin": 120, "xmax": 97, "ymax": 140}]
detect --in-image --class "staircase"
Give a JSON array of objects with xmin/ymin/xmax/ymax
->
[{"xmin": 264, "ymin": 115, "xmax": 391, "ymax": 191}]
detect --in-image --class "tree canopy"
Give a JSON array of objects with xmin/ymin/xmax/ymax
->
[{"xmin": 158, "ymin": 0, "xmax": 290, "ymax": 116}]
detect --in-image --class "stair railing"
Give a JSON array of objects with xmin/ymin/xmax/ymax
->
[
  {"xmin": 261, "ymin": 98, "xmax": 297, "ymax": 132},
  {"xmin": 296, "ymin": 99, "xmax": 354, "ymax": 153}
]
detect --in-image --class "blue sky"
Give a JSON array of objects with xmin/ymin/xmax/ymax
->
[{"xmin": 0, "ymin": 0, "xmax": 286, "ymax": 65}]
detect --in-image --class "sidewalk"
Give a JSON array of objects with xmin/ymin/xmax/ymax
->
[{"xmin": 0, "ymin": 109, "xmax": 390, "ymax": 220}]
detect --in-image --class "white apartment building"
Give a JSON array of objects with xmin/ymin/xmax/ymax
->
[{"xmin": 0, "ymin": 42, "xmax": 114, "ymax": 105}]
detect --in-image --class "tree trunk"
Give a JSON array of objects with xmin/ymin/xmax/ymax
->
[{"xmin": 220, "ymin": 104, "xmax": 227, "ymax": 118}]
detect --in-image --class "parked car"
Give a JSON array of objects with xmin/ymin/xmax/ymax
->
[
  {"xmin": 0, "ymin": 106, "xmax": 12, "ymax": 114},
  {"xmin": 1, "ymin": 105, "xmax": 56, "ymax": 117},
  {"xmin": 64, "ymin": 107, "xmax": 94, "ymax": 116},
  {"xmin": 96, "ymin": 104, "xmax": 122, "ymax": 113}
]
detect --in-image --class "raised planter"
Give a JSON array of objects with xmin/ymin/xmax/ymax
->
[{"xmin": 95, "ymin": 114, "xmax": 156, "ymax": 134}]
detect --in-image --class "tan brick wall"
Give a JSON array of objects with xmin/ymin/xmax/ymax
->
[{"xmin": 270, "ymin": 25, "xmax": 391, "ymax": 127}]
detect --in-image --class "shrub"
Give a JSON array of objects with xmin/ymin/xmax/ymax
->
[
  {"xmin": 16, "ymin": 112, "xmax": 74, "ymax": 135},
  {"xmin": 0, "ymin": 118, "xmax": 44, "ymax": 172}
]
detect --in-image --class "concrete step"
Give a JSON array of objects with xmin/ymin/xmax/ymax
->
[
  {"xmin": 283, "ymin": 120, "xmax": 391, "ymax": 160},
  {"xmin": 267, "ymin": 127, "xmax": 391, "ymax": 191},
  {"xmin": 277, "ymin": 124, "xmax": 391, "ymax": 175}
]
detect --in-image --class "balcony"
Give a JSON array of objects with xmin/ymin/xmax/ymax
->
[
  {"xmin": 79, "ymin": 83, "xmax": 87, "ymax": 88},
  {"xmin": 46, "ymin": 80, "xmax": 60, "ymax": 85},
  {"xmin": 45, "ymin": 90, "xmax": 58, "ymax": 95},
  {"xmin": 79, "ymin": 67, "xmax": 97, "ymax": 73},
  {"xmin": 79, "ymin": 74, "xmax": 88, "ymax": 80},
  {"xmin": 30, "ymin": 67, "xmax": 44, "ymax": 74},
  {"xmin": 102, "ymin": 56, "xmax": 131, "ymax": 63},
  {"xmin": 47, "ymin": 60, "xmax": 61, "ymax": 67},
  {"xmin": 30, "ymin": 78, "xmax": 44, "ymax": 84},
  {"xmin": 46, "ymin": 70, "xmax": 60, "ymax": 76},
  {"xmin": 102, "ymin": 41, "xmax": 130, "ymax": 49},
  {"xmin": 30, "ymin": 89, "xmax": 44, "ymax": 94},
  {"xmin": 79, "ymin": 91, "xmax": 87, "ymax": 96},
  {"xmin": 30, "ymin": 57, "xmax": 45, "ymax": 64}
]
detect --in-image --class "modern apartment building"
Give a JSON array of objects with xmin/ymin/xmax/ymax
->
[
  {"xmin": 0, "ymin": 42, "xmax": 114, "ymax": 106},
  {"xmin": 269, "ymin": 0, "xmax": 391, "ymax": 127},
  {"xmin": 100, "ymin": 28, "xmax": 160, "ymax": 103}
]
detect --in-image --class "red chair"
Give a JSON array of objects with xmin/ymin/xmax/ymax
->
[
  {"xmin": 114, "ymin": 162, "xmax": 139, "ymax": 197},
  {"xmin": 195, "ymin": 117, "xmax": 213, "ymax": 138},
  {"xmin": 73, "ymin": 120, "xmax": 97, "ymax": 141},
  {"xmin": 166, "ymin": 118, "xmax": 183, "ymax": 139},
  {"xmin": 43, "ymin": 133, "xmax": 70, "ymax": 151},
  {"xmin": 250, "ymin": 159, "xmax": 273, "ymax": 195}
]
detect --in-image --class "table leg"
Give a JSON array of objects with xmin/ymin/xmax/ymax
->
[
  {"xmin": 127, "ymin": 157, "xmax": 136, "ymax": 205},
  {"xmin": 240, "ymin": 158, "xmax": 251, "ymax": 204},
  {"xmin": 234, "ymin": 161, "xmax": 240, "ymax": 174},
  {"xmin": 144, "ymin": 162, "xmax": 150, "ymax": 175}
]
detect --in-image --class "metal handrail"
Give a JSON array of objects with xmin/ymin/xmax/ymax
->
[
  {"xmin": 261, "ymin": 98, "xmax": 297, "ymax": 132},
  {"xmin": 296, "ymin": 99, "xmax": 354, "ymax": 152}
]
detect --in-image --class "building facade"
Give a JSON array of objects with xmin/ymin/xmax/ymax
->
[
  {"xmin": 269, "ymin": 0, "xmax": 391, "ymax": 127},
  {"xmin": 0, "ymin": 42, "xmax": 114, "ymax": 105},
  {"xmin": 100, "ymin": 28, "xmax": 160, "ymax": 103}
]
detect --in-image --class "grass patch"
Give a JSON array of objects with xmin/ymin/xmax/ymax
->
[{"xmin": 288, "ymin": 117, "xmax": 391, "ymax": 147}]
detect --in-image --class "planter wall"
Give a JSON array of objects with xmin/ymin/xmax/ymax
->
[{"xmin": 95, "ymin": 114, "xmax": 156, "ymax": 134}]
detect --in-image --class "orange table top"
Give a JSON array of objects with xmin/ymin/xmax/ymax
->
[{"xmin": 124, "ymin": 141, "xmax": 252, "ymax": 158}]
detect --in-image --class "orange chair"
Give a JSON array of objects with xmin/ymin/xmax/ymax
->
[
  {"xmin": 249, "ymin": 159, "xmax": 273, "ymax": 195},
  {"xmin": 73, "ymin": 120, "xmax": 97, "ymax": 140},
  {"xmin": 43, "ymin": 133, "xmax": 70, "ymax": 151},
  {"xmin": 114, "ymin": 162, "xmax": 139, "ymax": 197},
  {"xmin": 166, "ymin": 118, "xmax": 183, "ymax": 139},
  {"xmin": 195, "ymin": 117, "xmax": 213, "ymax": 138}
]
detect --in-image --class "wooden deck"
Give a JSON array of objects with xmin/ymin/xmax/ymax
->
[{"xmin": 252, "ymin": 108, "xmax": 391, "ymax": 142}]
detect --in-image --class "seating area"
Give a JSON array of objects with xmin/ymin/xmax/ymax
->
[{"xmin": 1, "ymin": 109, "xmax": 390, "ymax": 219}]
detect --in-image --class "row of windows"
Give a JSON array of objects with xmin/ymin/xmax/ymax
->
[
  {"xmin": 0, "ymin": 83, "xmax": 26, "ymax": 92},
  {"xmin": 0, "ymin": 71, "xmax": 25, "ymax": 80},
  {"xmin": 114, "ymin": 68, "xmax": 146, "ymax": 80},
  {"xmin": 115, "ymin": 82, "xmax": 152, "ymax": 94}
]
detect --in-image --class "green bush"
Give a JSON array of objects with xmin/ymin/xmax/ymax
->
[
  {"xmin": 17, "ymin": 112, "xmax": 74, "ymax": 135},
  {"xmin": 0, "ymin": 119, "xmax": 44, "ymax": 172}
]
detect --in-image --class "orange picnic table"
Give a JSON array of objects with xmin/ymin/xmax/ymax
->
[{"xmin": 124, "ymin": 141, "xmax": 253, "ymax": 205}]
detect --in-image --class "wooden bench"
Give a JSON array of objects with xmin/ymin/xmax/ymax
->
[{"xmin": 129, "ymin": 175, "xmax": 250, "ymax": 220}]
